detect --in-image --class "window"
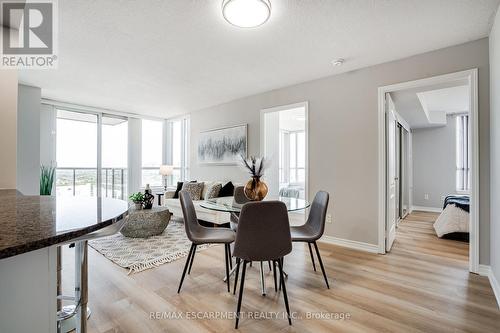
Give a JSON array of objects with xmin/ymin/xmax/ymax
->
[
  {"xmin": 102, "ymin": 115, "xmax": 128, "ymax": 199},
  {"xmin": 141, "ymin": 119, "xmax": 164, "ymax": 187},
  {"xmin": 55, "ymin": 110, "xmax": 129, "ymax": 199},
  {"xmin": 456, "ymin": 115, "xmax": 470, "ymax": 192},
  {"xmin": 56, "ymin": 110, "xmax": 98, "ymax": 197},
  {"xmin": 167, "ymin": 116, "xmax": 190, "ymax": 185},
  {"xmin": 279, "ymin": 130, "xmax": 306, "ymax": 185}
]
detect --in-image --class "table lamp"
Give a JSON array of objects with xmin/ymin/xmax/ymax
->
[{"xmin": 159, "ymin": 165, "xmax": 174, "ymax": 191}]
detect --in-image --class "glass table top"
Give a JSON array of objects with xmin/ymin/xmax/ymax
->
[{"xmin": 200, "ymin": 196, "xmax": 310, "ymax": 213}]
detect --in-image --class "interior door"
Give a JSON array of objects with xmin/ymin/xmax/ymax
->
[{"xmin": 386, "ymin": 94, "xmax": 397, "ymax": 252}]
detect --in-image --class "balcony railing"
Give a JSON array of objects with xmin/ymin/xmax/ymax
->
[{"xmin": 56, "ymin": 167, "xmax": 127, "ymax": 200}]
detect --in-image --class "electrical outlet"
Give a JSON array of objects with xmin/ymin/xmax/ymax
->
[
  {"xmin": 424, "ymin": 194, "xmax": 429, "ymax": 200},
  {"xmin": 441, "ymin": 195, "xmax": 446, "ymax": 202},
  {"xmin": 326, "ymin": 214, "xmax": 333, "ymax": 224}
]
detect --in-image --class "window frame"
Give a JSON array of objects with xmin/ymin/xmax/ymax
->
[{"xmin": 456, "ymin": 114, "xmax": 471, "ymax": 194}]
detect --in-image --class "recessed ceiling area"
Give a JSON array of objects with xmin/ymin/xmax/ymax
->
[
  {"xmin": 390, "ymin": 79, "xmax": 470, "ymax": 129},
  {"xmin": 18, "ymin": 0, "xmax": 500, "ymax": 118}
]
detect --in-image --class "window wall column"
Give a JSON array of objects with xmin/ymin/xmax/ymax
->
[{"xmin": 128, "ymin": 118, "xmax": 142, "ymax": 195}]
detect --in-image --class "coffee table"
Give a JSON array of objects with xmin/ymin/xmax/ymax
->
[{"xmin": 120, "ymin": 207, "xmax": 171, "ymax": 238}]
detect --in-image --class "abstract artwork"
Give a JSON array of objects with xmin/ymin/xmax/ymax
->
[{"xmin": 198, "ymin": 124, "xmax": 247, "ymax": 164}]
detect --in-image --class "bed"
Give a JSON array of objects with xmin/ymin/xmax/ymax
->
[{"xmin": 433, "ymin": 195, "xmax": 470, "ymax": 241}]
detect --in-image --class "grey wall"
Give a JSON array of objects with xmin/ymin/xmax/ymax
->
[
  {"xmin": 40, "ymin": 104, "xmax": 57, "ymax": 167},
  {"xmin": 17, "ymin": 85, "xmax": 42, "ymax": 195},
  {"xmin": 188, "ymin": 38, "xmax": 490, "ymax": 264},
  {"xmin": 489, "ymin": 8, "xmax": 500, "ymax": 286},
  {"xmin": 412, "ymin": 116, "xmax": 457, "ymax": 208}
]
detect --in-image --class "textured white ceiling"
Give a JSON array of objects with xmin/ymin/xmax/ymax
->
[
  {"xmin": 391, "ymin": 79, "xmax": 469, "ymax": 129},
  {"xmin": 19, "ymin": 0, "xmax": 500, "ymax": 118}
]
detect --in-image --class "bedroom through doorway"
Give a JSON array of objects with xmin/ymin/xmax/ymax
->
[{"xmin": 379, "ymin": 70, "xmax": 478, "ymax": 273}]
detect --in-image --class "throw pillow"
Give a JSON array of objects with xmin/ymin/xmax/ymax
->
[
  {"xmin": 205, "ymin": 183, "xmax": 222, "ymax": 200},
  {"xmin": 218, "ymin": 181, "xmax": 234, "ymax": 197},
  {"xmin": 181, "ymin": 182, "xmax": 204, "ymax": 201}
]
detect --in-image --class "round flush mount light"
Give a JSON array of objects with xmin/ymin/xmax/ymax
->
[
  {"xmin": 331, "ymin": 58, "xmax": 345, "ymax": 66},
  {"xmin": 222, "ymin": 0, "xmax": 271, "ymax": 28}
]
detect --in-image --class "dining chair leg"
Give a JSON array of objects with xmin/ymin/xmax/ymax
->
[
  {"xmin": 313, "ymin": 241, "xmax": 330, "ymax": 289},
  {"xmin": 227, "ymin": 244, "xmax": 233, "ymax": 270},
  {"xmin": 224, "ymin": 244, "xmax": 230, "ymax": 292},
  {"xmin": 178, "ymin": 243, "xmax": 195, "ymax": 293},
  {"xmin": 272, "ymin": 260, "xmax": 277, "ymax": 292},
  {"xmin": 277, "ymin": 259, "xmax": 292, "ymax": 325},
  {"xmin": 188, "ymin": 244, "xmax": 197, "ymax": 275},
  {"xmin": 233, "ymin": 258, "xmax": 241, "ymax": 295},
  {"xmin": 235, "ymin": 260, "xmax": 247, "ymax": 329},
  {"xmin": 307, "ymin": 242, "xmax": 317, "ymax": 272},
  {"xmin": 268, "ymin": 260, "xmax": 272, "ymax": 271}
]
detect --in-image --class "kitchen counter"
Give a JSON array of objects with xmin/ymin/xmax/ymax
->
[
  {"xmin": 0, "ymin": 192, "xmax": 129, "ymax": 259},
  {"xmin": 0, "ymin": 191, "xmax": 129, "ymax": 333}
]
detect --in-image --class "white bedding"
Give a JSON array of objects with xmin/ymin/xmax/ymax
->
[{"xmin": 433, "ymin": 204, "xmax": 469, "ymax": 237}]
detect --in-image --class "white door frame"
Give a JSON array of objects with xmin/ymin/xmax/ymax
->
[
  {"xmin": 260, "ymin": 101, "xmax": 309, "ymax": 202},
  {"xmin": 377, "ymin": 69, "xmax": 479, "ymax": 274}
]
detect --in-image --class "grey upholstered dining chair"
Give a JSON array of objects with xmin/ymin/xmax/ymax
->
[
  {"xmin": 290, "ymin": 191, "xmax": 330, "ymax": 288},
  {"xmin": 177, "ymin": 190, "xmax": 236, "ymax": 293},
  {"xmin": 232, "ymin": 201, "xmax": 293, "ymax": 329}
]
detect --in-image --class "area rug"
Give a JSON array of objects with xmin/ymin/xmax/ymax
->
[{"xmin": 89, "ymin": 221, "xmax": 215, "ymax": 274}]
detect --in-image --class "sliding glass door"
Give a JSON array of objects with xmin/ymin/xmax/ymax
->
[
  {"xmin": 55, "ymin": 110, "xmax": 129, "ymax": 199},
  {"xmin": 56, "ymin": 110, "xmax": 98, "ymax": 197}
]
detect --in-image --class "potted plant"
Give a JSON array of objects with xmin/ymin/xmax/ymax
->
[
  {"xmin": 129, "ymin": 192, "xmax": 145, "ymax": 210},
  {"xmin": 40, "ymin": 164, "xmax": 56, "ymax": 195}
]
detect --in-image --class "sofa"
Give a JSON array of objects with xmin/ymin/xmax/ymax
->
[{"xmin": 163, "ymin": 181, "xmax": 236, "ymax": 225}]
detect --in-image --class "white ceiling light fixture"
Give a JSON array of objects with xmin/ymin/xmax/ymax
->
[{"xmin": 222, "ymin": 0, "xmax": 271, "ymax": 28}]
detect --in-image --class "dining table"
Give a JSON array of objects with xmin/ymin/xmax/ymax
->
[{"xmin": 200, "ymin": 196, "xmax": 310, "ymax": 295}]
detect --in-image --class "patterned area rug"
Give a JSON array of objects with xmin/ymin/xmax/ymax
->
[{"xmin": 89, "ymin": 221, "xmax": 214, "ymax": 274}]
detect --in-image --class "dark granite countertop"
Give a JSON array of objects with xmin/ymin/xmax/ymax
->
[{"xmin": 0, "ymin": 191, "xmax": 129, "ymax": 259}]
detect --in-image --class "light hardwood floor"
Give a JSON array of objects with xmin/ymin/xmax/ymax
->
[{"xmin": 62, "ymin": 211, "xmax": 500, "ymax": 332}]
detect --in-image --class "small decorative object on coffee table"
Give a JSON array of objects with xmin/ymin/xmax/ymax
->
[
  {"xmin": 129, "ymin": 192, "xmax": 145, "ymax": 210},
  {"xmin": 121, "ymin": 207, "xmax": 172, "ymax": 238},
  {"xmin": 241, "ymin": 155, "xmax": 268, "ymax": 201},
  {"xmin": 143, "ymin": 184, "xmax": 155, "ymax": 209}
]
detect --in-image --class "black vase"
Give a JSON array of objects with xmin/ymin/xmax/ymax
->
[{"xmin": 143, "ymin": 184, "xmax": 154, "ymax": 209}]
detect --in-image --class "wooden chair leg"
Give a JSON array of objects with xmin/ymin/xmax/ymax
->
[
  {"xmin": 224, "ymin": 244, "xmax": 230, "ymax": 292},
  {"xmin": 233, "ymin": 258, "xmax": 241, "ymax": 295},
  {"xmin": 177, "ymin": 243, "xmax": 195, "ymax": 293},
  {"xmin": 188, "ymin": 244, "xmax": 197, "ymax": 274},
  {"xmin": 307, "ymin": 242, "xmax": 317, "ymax": 272},
  {"xmin": 268, "ymin": 260, "xmax": 272, "ymax": 271},
  {"xmin": 235, "ymin": 260, "xmax": 247, "ymax": 329},
  {"xmin": 277, "ymin": 259, "xmax": 292, "ymax": 325},
  {"xmin": 313, "ymin": 241, "xmax": 330, "ymax": 289}
]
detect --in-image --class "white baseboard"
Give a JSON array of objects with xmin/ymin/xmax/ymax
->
[
  {"xmin": 319, "ymin": 236, "xmax": 379, "ymax": 254},
  {"xmin": 411, "ymin": 205, "xmax": 443, "ymax": 213},
  {"xmin": 478, "ymin": 264, "xmax": 491, "ymax": 276},
  {"xmin": 478, "ymin": 265, "xmax": 500, "ymax": 309}
]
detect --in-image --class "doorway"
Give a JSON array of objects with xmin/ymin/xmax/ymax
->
[
  {"xmin": 378, "ymin": 69, "xmax": 479, "ymax": 273},
  {"xmin": 261, "ymin": 102, "xmax": 308, "ymax": 224}
]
